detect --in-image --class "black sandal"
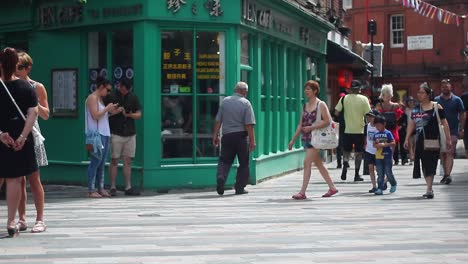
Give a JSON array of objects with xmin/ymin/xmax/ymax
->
[{"xmin": 7, "ymin": 226, "xmax": 19, "ymax": 238}]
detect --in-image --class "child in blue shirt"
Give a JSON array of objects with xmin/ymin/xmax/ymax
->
[{"xmin": 373, "ymin": 116, "xmax": 397, "ymax": 195}]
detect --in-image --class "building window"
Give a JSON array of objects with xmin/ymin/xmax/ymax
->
[
  {"xmin": 390, "ymin": 15, "xmax": 404, "ymax": 48},
  {"xmin": 161, "ymin": 31, "xmax": 225, "ymax": 159},
  {"xmin": 343, "ymin": 0, "xmax": 352, "ymax": 10}
]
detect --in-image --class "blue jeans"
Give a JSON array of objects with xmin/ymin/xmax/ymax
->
[
  {"xmin": 87, "ymin": 135, "xmax": 110, "ymax": 192},
  {"xmin": 375, "ymin": 158, "xmax": 397, "ymax": 190}
]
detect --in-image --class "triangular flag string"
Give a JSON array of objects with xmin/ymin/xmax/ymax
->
[{"xmin": 394, "ymin": 0, "xmax": 465, "ymax": 27}]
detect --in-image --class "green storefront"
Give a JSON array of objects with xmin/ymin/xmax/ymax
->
[{"xmin": 0, "ymin": 0, "xmax": 332, "ymax": 191}]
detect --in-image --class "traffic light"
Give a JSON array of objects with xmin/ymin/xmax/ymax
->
[{"xmin": 368, "ymin": 20, "xmax": 377, "ymax": 36}]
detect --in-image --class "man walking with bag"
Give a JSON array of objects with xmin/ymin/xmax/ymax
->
[
  {"xmin": 334, "ymin": 80, "xmax": 371, "ymax": 182},
  {"xmin": 213, "ymin": 82, "xmax": 256, "ymax": 196}
]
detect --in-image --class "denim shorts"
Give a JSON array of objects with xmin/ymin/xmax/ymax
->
[{"xmin": 303, "ymin": 141, "xmax": 314, "ymax": 149}]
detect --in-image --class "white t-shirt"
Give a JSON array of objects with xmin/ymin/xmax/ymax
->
[{"xmin": 365, "ymin": 123, "xmax": 378, "ymax": 154}]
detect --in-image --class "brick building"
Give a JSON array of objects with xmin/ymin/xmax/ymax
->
[{"xmin": 345, "ymin": 0, "xmax": 468, "ymax": 102}]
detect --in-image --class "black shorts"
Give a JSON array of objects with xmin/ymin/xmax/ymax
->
[
  {"xmin": 365, "ymin": 152, "xmax": 376, "ymax": 165},
  {"xmin": 343, "ymin": 133, "xmax": 365, "ymax": 153}
]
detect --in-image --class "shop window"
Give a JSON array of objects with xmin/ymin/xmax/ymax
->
[
  {"xmin": 196, "ymin": 32, "xmax": 225, "ymax": 94},
  {"xmin": 161, "ymin": 30, "xmax": 225, "ymax": 159},
  {"xmin": 161, "ymin": 95, "xmax": 193, "ymax": 158},
  {"xmin": 161, "ymin": 31, "xmax": 193, "ymax": 94},
  {"xmin": 88, "ymin": 32, "xmax": 107, "ymax": 92},
  {"xmin": 241, "ymin": 32, "xmax": 250, "ymax": 66},
  {"xmin": 112, "ymin": 30, "xmax": 133, "ymax": 87},
  {"xmin": 390, "ymin": 15, "xmax": 404, "ymax": 48},
  {"xmin": 196, "ymin": 96, "xmax": 221, "ymax": 157}
]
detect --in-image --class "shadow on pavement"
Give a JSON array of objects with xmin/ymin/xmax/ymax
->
[
  {"xmin": 181, "ymin": 193, "xmax": 236, "ymax": 199},
  {"xmin": 264, "ymin": 198, "xmax": 313, "ymax": 203}
]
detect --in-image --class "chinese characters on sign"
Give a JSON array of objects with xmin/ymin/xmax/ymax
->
[
  {"xmin": 162, "ymin": 49, "xmax": 192, "ymax": 82},
  {"xmin": 167, "ymin": 0, "xmax": 187, "ymax": 13},
  {"xmin": 205, "ymin": 0, "xmax": 223, "ymax": 17},
  {"xmin": 167, "ymin": 0, "xmax": 223, "ymax": 17}
]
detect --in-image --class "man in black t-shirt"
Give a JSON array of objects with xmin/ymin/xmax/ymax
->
[{"xmin": 104, "ymin": 79, "xmax": 142, "ymax": 196}]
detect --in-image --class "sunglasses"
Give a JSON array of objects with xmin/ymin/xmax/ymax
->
[{"xmin": 17, "ymin": 64, "xmax": 26, "ymax": 70}]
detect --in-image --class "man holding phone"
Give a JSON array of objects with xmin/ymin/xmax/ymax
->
[{"xmin": 104, "ymin": 79, "xmax": 142, "ymax": 196}]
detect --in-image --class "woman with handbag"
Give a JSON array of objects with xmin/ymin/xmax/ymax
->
[
  {"xmin": 404, "ymin": 82, "xmax": 451, "ymax": 199},
  {"xmin": 15, "ymin": 51, "xmax": 49, "ymax": 233},
  {"xmin": 288, "ymin": 80, "xmax": 338, "ymax": 200},
  {"xmin": 85, "ymin": 76, "xmax": 120, "ymax": 198},
  {"xmin": 0, "ymin": 47, "xmax": 39, "ymax": 237}
]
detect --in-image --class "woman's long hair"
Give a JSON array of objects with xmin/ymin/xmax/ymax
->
[{"xmin": 0, "ymin": 47, "xmax": 19, "ymax": 80}]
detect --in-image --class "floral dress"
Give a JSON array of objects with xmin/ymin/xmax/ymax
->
[{"xmin": 301, "ymin": 102, "xmax": 318, "ymax": 143}]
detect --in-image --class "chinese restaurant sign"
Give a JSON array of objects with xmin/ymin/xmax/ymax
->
[{"xmin": 167, "ymin": 0, "xmax": 223, "ymax": 17}]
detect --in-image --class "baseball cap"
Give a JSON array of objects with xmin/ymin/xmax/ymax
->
[
  {"xmin": 441, "ymin": 78, "xmax": 450, "ymax": 84},
  {"xmin": 366, "ymin": 109, "xmax": 380, "ymax": 117},
  {"xmin": 350, "ymin": 80, "xmax": 362, "ymax": 90}
]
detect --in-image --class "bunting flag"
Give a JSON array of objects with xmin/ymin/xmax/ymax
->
[{"xmin": 396, "ymin": 0, "xmax": 465, "ymax": 26}]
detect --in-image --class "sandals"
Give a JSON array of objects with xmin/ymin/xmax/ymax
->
[
  {"xmin": 88, "ymin": 192, "xmax": 102, "ymax": 198},
  {"xmin": 7, "ymin": 225, "xmax": 19, "ymax": 238},
  {"xmin": 322, "ymin": 189, "xmax": 338, "ymax": 197},
  {"xmin": 292, "ymin": 192, "xmax": 307, "ymax": 200},
  {"xmin": 17, "ymin": 220, "xmax": 28, "ymax": 231},
  {"xmin": 31, "ymin": 221, "xmax": 47, "ymax": 233},
  {"xmin": 99, "ymin": 190, "xmax": 111, "ymax": 197}
]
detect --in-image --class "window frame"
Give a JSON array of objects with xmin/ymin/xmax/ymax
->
[
  {"xmin": 342, "ymin": 0, "xmax": 352, "ymax": 10},
  {"xmin": 390, "ymin": 14, "xmax": 404, "ymax": 48}
]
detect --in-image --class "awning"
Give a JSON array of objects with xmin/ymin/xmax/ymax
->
[{"xmin": 326, "ymin": 40, "xmax": 372, "ymax": 68}]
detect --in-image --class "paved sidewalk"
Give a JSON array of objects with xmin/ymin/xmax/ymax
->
[{"xmin": 1, "ymin": 160, "xmax": 467, "ymax": 264}]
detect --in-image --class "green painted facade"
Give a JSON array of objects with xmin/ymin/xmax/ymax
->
[{"xmin": 0, "ymin": 0, "xmax": 332, "ymax": 191}]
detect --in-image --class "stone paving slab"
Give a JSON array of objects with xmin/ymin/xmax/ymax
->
[{"xmin": 0, "ymin": 160, "xmax": 467, "ymax": 264}]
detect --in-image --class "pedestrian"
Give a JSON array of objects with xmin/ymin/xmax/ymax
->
[
  {"xmin": 0, "ymin": 47, "xmax": 38, "ymax": 237},
  {"xmin": 404, "ymin": 96, "xmax": 416, "ymax": 165},
  {"xmin": 213, "ymin": 82, "xmax": 256, "ymax": 196},
  {"xmin": 372, "ymin": 115, "xmax": 397, "ymax": 195},
  {"xmin": 435, "ymin": 79, "xmax": 465, "ymax": 184},
  {"xmin": 334, "ymin": 80, "xmax": 371, "ymax": 182},
  {"xmin": 404, "ymin": 82, "xmax": 451, "ymax": 199},
  {"xmin": 335, "ymin": 92, "xmax": 347, "ymax": 169},
  {"xmin": 104, "ymin": 79, "xmax": 142, "ymax": 196},
  {"xmin": 364, "ymin": 110, "xmax": 380, "ymax": 193},
  {"xmin": 15, "ymin": 51, "xmax": 48, "ymax": 233},
  {"xmin": 85, "ymin": 76, "xmax": 121, "ymax": 198},
  {"xmin": 375, "ymin": 84, "xmax": 404, "ymax": 165},
  {"xmin": 460, "ymin": 75, "xmax": 468, "ymax": 158},
  {"xmin": 287, "ymin": 80, "xmax": 338, "ymax": 199}
]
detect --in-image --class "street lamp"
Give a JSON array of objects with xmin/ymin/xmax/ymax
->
[{"xmin": 368, "ymin": 19, "xmax": 377, "ymax": 103}]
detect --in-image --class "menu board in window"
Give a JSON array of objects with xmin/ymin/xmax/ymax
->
[{"xmin": 51, "ymin": 69, "xmax": 78, "ymax": 117}]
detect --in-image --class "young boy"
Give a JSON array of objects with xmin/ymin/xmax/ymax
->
[
  {"xmin": 365, "ymin": 110, "xmax": 380, "ymax": 193},
  {"xmin": 373, "ymin": 116, "xmax": 397, "ymax": 195}
]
